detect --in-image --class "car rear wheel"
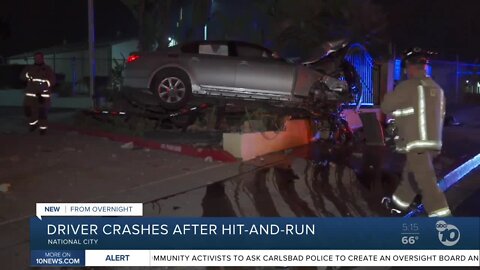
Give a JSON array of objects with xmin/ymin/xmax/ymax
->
[{"xmin": 152, "ymin": 69, "xmax": 191, "ymax": 110}]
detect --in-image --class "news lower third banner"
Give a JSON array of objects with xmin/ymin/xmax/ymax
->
[{"xmin": 30, "ymin": 214, "xmax": 480, "ymax": 267}]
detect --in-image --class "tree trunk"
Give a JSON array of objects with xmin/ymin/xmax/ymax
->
[{"xmin": 138, "ymin": 0, "xmax": 146, "ymax": 51}]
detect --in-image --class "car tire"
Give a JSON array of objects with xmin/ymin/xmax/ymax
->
[{"xmin": 151, "ymin": 69, "xmax": 192, "ymax": 111}]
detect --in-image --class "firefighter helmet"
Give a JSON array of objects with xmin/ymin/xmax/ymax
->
[{"xmin": 402, "ymin": 47, "xmax": 436, "ymax": 66}]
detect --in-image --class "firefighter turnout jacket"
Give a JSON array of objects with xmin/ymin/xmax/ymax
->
[
  {"xmin": 381, "ymin": 76, "xmax": 445, "ymax": 153},
  {"xmin": 20, "ymin": 64, "xmax": 56, "ymax": 98}
]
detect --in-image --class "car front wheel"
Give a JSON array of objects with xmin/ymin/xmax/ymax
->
[{"xmin": 152, "ymin": 69, "xmax": 191, "ymax": 110}]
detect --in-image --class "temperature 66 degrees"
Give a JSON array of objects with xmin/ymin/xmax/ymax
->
[{"xmin": 401, "ymin": 236, "xmax": 419, "ymax": 245}]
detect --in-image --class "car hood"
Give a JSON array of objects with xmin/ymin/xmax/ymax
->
[{"xmin": 301, "ymin": 39, "xmax": 349, "ymax": 65}]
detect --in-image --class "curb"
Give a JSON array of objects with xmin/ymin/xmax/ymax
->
[{"xmin": 50, "ymin": 124, "xmax": 238, "ymax": 163}]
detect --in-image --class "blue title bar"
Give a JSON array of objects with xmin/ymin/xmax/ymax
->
[{"xmin": 30, "ymin": 217, "xmax": 479, "ymax": 250}]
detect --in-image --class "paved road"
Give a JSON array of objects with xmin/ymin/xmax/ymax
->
[
  {"xmin": 0, "ymin": 107, "xmax": 478, "ymax": 270},
  {"xmin": 144, "ymin": 140, "xmax": 480, "ymax": 218},
  {"xmin": 0, "ymin": 108, "xmax": 239, "ymax": 270}
]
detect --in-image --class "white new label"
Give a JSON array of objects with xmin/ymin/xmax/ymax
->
[{"xmin": 36, "ymin": 203, "xmax": 143, "ymax": 219}]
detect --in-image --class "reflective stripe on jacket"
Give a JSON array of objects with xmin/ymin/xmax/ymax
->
[
  {"xmin": 21, "ymin": 64, "xmax": 56, "ymax": 95},
  {"xmin": 381, "ymin": 77, "xmax": 445, "ymax": 153}
]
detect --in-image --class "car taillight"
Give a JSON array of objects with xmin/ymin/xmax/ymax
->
[{"xmin": 127, "ymin": 54, "xmax": 140, "ymax": 63}]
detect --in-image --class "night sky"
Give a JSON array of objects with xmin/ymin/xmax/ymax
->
[
  {"xmin": 1, "ymin": 0, "xmax": 479, "ymax": 61},
  {"xmin": 378, "ymin": 0, "xmax": 480, "ymax": 61},
  {"xmin": 0, "ymin": 0, "xmax": 136, "ymax": 56}
]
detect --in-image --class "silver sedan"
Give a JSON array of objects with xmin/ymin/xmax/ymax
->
[{"xmin": 122, "ymin": 40, "xmax": 348, "ymax": 111}]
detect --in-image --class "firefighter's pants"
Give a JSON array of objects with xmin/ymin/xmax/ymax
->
[
  {"xmin": 393, "ymin": 151, "xmax": 451, "ymax": 217},
  {"xmin": 24, "ymin": 94, "xmax": 50, "ymax": 130}
]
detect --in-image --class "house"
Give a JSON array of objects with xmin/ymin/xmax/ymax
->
[{"xmin": 7, "ymin": 38, "xmax": 138, "ymax": 94}]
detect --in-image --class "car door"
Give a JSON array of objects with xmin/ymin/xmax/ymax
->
[
  {"xmin": 233, "ymin": 43, "xmax": 296, "ymax": 95},
  {"xmin": 187, "ymin": 41, "xmax": 237, "ymax": 89}
]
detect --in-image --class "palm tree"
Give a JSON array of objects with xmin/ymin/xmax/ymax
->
[
  {"xmin": 318, "ymin": 0, "xmax": 389, "ymax": 57},
  {"xmin": 253, "ymin": 0, "xmax": 389, "ymax": 58},
  {"xmin": 190, "ymin": 0, "xmax": 211, "ymax": 40},
  {"xmin": 120, "ymin": 0, "xmax": 173, "ymax": 51},
  {"xmin": 267, "ymin": 0, "xmax": 327, "ymax": 56},
  {"xmin": 120, "ymin": 0, "xmax": 388, "ymax": 57},
  {"xmin": 121, "ymin": 0, "xmax": 211, "ymax": 51}
]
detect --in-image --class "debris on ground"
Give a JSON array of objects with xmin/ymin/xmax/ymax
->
[
  {"xmin": 121, "ymin": 142, "xmax": 135, "ymax": 150},
  {"xmin": 0, "ymin": 183, "xmax": 11, "ymax": 193},
  {"xmin": 204, "ymin": 156, "xmax": 213, "ymax": 162}
]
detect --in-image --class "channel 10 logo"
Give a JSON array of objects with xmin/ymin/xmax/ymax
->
[{"xmin": 436, "ymin": 220, "xmax": 460, "ymax": 247}]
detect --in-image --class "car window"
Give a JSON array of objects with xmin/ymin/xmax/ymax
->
[
  {"xmin": 199, "ymin": 44, "xmax": 229, "ymax": 56},
  {"xmin": 236, "ymin": 44, "xmax": 272, "ymax": 59}
]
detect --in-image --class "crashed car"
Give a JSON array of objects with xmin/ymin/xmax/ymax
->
[{"xmin": 122, "ymin": 40, "xmax": 353, "ymax": 113}]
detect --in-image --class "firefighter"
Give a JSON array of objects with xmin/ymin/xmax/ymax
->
[
  {"xmin": 21, "ymin": 52, "xmax": 56, "ymax": 135},
  {"xmin": 381, "ymin": 47, "xmax": 450, "ymax": 217}
]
